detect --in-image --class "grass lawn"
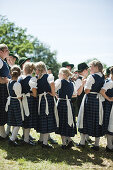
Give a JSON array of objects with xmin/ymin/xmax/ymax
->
[{"xmin": 0, "ymin": 129, "xmax": 113, "ymax": 170}]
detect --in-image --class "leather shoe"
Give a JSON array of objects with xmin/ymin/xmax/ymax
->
[
  {"xmin": 37, "ymin": 140, "xmax": 43, "ymax": 146},
  {"xmin": 91, "ymin": 146, "xmax": 99, "ymax": 151},
  {"xmin": 29, "ymin": 134, "xmax": 36, "ymax": 141},
  {"xmin": 22, "ymin": 140, "xmax": 36, "ymax": 146},
  {"xmin": 42, "ymin": 144, "xmax": 53, "ymax": 149},
  {"xmin": 106, "ymin": 146, "xmax": 113, "ymax": 152},
  {"xmin": 76, "ymin": 143, "xmax": 85, "ymax": 148},
  {"xmin": 8, "ymin": 139, "xmax": 20, "ymax": 146},
  {"xmin": 61, "ymin": 145, "xmax": 68, "ymax": 150},
  {"xmin": 48, "ymin": 137, "xmax": 58, "ymax": 144},
  {"xmin": 0, "ymin": 136, "xmax": 8, "ymax": 141},
  {"xmin": 67, "ymin": 141, "xmax": 74, "ymax": 149}
]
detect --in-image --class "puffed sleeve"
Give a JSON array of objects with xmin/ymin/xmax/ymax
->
[
  {"xmin": 29, "ymin": 77, "xmax": 37, "ymax": 90},
  {"xmin": 13, "ymin": 82, "xmax": 22, "ymax": 98},
  {"xmin": 0, "ymin": 59, "xmax": 3, "ymax": 69},
  {"xmin": 47, "ymin": 74, "xmax": 54, "ymax": 84},
  {"xmin": 72, "ymin": 82, "xmax": 77, "ymax": 95},
  {"xmin": 102, "ymin": 81, "xmax": 113, "ymax": 91},
  {"xmin": 55, "ymin": 79, "xmax": 61, "ymax": 92},
  {"xmin": 84, "ymin": 75, "xmax": 95, "ymax": 90},
  {"xmin": 74, "ymin": 78, "xmax": 82, "ymax": 90}
]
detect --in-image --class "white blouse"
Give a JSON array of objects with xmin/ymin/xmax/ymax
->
[
  {"xmin": 0, "ymin": 58, "xmax": 3, "ymax": 69},
  {"xmin": 13, "ymin": 81, "xmax": 22, "ymax": 98},
  {"xmin": 102, "ymin": 80, "xmax": 113, "ymax": 91},
  {"xmin": 74, "ymin": 75, "xmax": 83, "ymax": 90},
  {"xmin": 84, "ymin": 72, "xmax": 103, "ymax": 90},
  {"xmin": 29, "ymin": 74, "xmax": 54, "ymax": 90}
]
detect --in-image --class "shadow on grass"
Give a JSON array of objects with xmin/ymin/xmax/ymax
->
[{"xmin": 0, "ymin": 140, "xmax": 113, "ymax": 167}]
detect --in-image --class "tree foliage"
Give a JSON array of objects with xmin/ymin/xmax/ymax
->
[
  {"xmin": 0, "ymin": 15, "xmax": 34, "ymax": 57},
  {"xmin": 0, "ymin": 15, "xmax": 61, "ymax": 79}
]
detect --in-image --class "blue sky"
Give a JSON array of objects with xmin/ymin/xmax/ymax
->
[{"xmin": 1, "ymin": 0, "xmax": 113, "ymax": 68}]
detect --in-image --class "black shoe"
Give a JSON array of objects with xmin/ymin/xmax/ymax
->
[
  {"xmin": 85, "ymin": 138, "xmax": 94, "ymax": 144},
  {"xmin": 76, "ymin": 143, "xmax": 85, "ymax": 148},
  {"xmin": 0, "ymin": 136, "xmax": 8, "ymax": 141},
  {"xmin": 91, "ymin": 146, "xmax": 99, "ymax": 151},
  {"xmin": 42, "ymin": 144, "xmax": 53, "ymax": 149},
  {"xmin": 29, "ymin": 134, "xmax": 36, "ymax": 141},
  {"xmin": 67, "ymin": 141, "xmax": 74, "ymax": 149},
  {"xmin": 61, "ymin": 145, "xmax": 68, "ymax": 150},
  {"xmin": 106, "ymin": 146, "xmax": 113, "ymax": 152},
  {"xmin": 22, "ymin": 140, "xmax": 36, "ymax": 146},
  {"xmin": 48, "ymin": 137, "xmax": 58, "ymax": 144},
  {"xmin": 8, "ymin": 139, "xmax": 20, "ymax": 146},
  {"xmin": 37, "ymin": 140, "xmax": 43, "ymax": 146}
]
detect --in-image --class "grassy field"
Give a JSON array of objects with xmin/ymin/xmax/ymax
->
[{"xmin": 0, "ymin": 129, "xmax": 113, "ymax": 170}]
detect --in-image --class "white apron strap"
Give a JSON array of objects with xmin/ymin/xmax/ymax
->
[
  {"xmin": 66, "ymin": 95, "xmax": 74, "ymax": 127},
  {"xmin": 108, "ymin": 104, "xmax": 113, "ymax": 132},
  {"xmin": 53, "ymin": 97, "xmax": 59, "ymax": 127},
  {"xmin": 22, "ymin": 93, "xmax": 30, "ymax": 117},
  {"xmin": 77, "ymin": 94, "xmax": 86, "ymax": 128}
]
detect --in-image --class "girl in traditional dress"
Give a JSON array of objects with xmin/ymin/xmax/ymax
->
[
  {"xmin": 6, "ymin": 65, "xmax": 23, "ymax": 146},
  {"xmin": 77, "ymin": 60, "xmax": 105, "ymax": 151},
  {"xmin": 0, "ymin": 44, "xmax": 10, "ymax": 140},
  {"xmin": 18, "ymin": 62, "xmax": 37, "ymax": 145},
  {"xmin": 30, "ymin": 61, "xmax": 58, "ymax": 148},
  {"xmin": 100, "ymin": 66, "xmax": 113, "ymax": 152},
  {"xmin": 55, "ymin": 67, "xmax": 77, "ymax": 149}
]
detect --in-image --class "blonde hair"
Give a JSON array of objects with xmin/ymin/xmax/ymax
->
[
  {"xmin": 59, "ymin": 67, "xmax": 72, "ymax": 78},
  {"xmin": 23, "ymin": 62, "xmax": 35, "ymax": 74},
  {"xmin": 35, "ymin": 61, "xmax": 47, "ymax": 78},
  {"xmin": 89, "ymin": 60, "xmax": 103, "ymax": 73},
  {"xmin": 0, "ymin": 44, "xmax": 8, "ymax": 51},
  {"xmin": 10, "ymin": 65, "xmax": 21, "ymax": 78}
]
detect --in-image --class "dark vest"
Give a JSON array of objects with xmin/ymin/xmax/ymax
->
[
  {"xmin": 91, "ymin": 74, "xmax": 105, "ymax": 92},
  {"xmin": 0, "ymin": 58, "xmax": 10, "ymax": 78},
  {"xmin": 18, "ymin": 76, "xmax": 32, "ymax": 94},
  {"xmin": 8, "ymin": 80, "xmax": 17, "ymax": 97},
  {"xmin": 58, "ymin": 79, "xmax": 74, "ymax": 99},
  {"xmin": 37, "ymin": 74, "xmax": 51, "ymax": 94}
]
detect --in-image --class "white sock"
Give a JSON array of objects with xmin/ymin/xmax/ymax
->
[
  {"xmin": 6, "ymin": 125, "xmax": 11, "ymax": 135},
  {"xmin": 107, "ymin": 134, "xmax": 113, "ymax": 149},
  {"xmin": 23, "ymin": 128, "xmax": 25, "ymax": 136},
  {"xmin": 48, "ymin": 134, "xmax": 51, "ymax": 140},
  {"xmin": 24, "ymin": 128, "xmax": 30, "ymax": 143},
  {"xmin": 80, "ymin": 133, "xmax": 86, "ymax": 145},
  {"xmin": 10, "ymin": 127, "xmax": 20, "ymax": 141},
  {"xmin": 0, "ymin": 126, "xmax": 7, "ymax": 138},
  {"xmin": 95, "ymin": 137, "xmax": 100, "ymax": 146},
  {"xmin": 61, "ymin": 136, "xmax": 66, "ymax": 145},
  {"xmin": 85, "ymin": 134, "xmax": 90, "ymax": 141},
  {"xmin": 43, "ymin": 133, "xmax": 49, "ymax": 145},
  {"xmin": 39, "ymin": 133, "xmax": 44, "ymax": 142}
]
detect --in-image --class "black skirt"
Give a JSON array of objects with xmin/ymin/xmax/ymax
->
[
  {"xmin": 7, "ymin": 98, "xmax": 23, "ymax": 126},
  {"xmin": 56, "ymin": 100, "xmax": 77, "ymax": 137},
  {"xmin": 103, "ymin": 100, "xmax": 113, "ymax": 135},
  {"xmin": 23, "ymin": 96, "xmax": 38, "ymax": 129},
  {"xmin": 0, "ymin": 84, "xmax": 8, "ymax": 125},
  {"xmin": 36, "ymin": 94, "xmax": 57, "ymax": 133},
  {"xmin": 79, "ymin": 93, "xmax": 104, "ymax": 137}
]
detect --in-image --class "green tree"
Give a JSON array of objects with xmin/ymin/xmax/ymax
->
[
  {"xmin": 32, "ymin": 39, "xmax": 61, "ymax": 79},
  {"xmin": 0, "ymin": 15, "xmax": 34, "ymax": 57},
  {"xmin": 0, "ymin": 15, "xmax": 61, "ymax": 78}
]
